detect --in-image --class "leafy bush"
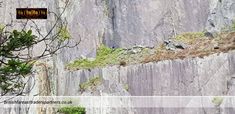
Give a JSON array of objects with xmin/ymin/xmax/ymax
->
[
  {"xmin": 0, "ymin": 29, "xmax": 36, "ymax": 94},
  {"xmin": 0, "ymin": 27, "xmax": 74, "ymax": 95},
  {"xmin": 58, "ymin": 106, "xmax": 86, "ymax": 114},
  {"xmin": 0, "ymin": 8, "xmax": 78, "ymax": 95}
]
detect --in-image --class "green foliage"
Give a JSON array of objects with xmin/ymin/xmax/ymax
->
[
  {"xmin": 0, "ymin": 24, "xmax": 5, "ymax": 32},
  {"xmin": 0, "ymin": 29, "xmax": 36, "ymax": 58},
  {"xmin": 0, "ymin": 59, "xmax": 32, "ymax": 76},
  {"xmin": 123, "ymin": 84, "xmax": 129, "ymax": 91},
  {"xmin": 0, "ymin": 29, "xmax": 36, "ymax": 94},
  {"xmin": 0, "ymin": 23, "xmax": 72, "ymax": 95},
  {"xmin": 58, "ymin": 106, "xmax": 86, "ymax": 114},
  {"xmin": 232, "ymin": 20, "xmax": 235, "ymax": 31},
  {"xmin": 0, "ymin": 30, "xmax": 36, "ymax": 57},
  {"xmin": 58, "ymin": 26, "xmax": 71, "ymax": 41},
  {"xmin": 67, "ymin": 45, "xmax": 123, "ymax": 70},
  {"xmin": 174, "ymin": 32, "xmax": 204, "ymax": 44},
  {"xmin": 212, "ymin": 97, "xmax": 224, "ymax": 106},
  {"xmin": 79, "ymin": 76, "xmax": 102, "ymax": 91},
  {"xmin": 10, "ymin": 30, "xmax": 35, "ymax": 47},
  {"xmin": 0, "ymin": 60, "xmax": 33, "ymax": 93}
]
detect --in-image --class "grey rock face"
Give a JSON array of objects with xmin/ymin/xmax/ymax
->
[
  {"xmin": 206, "ymin": 0, "xmax": 235, "ymax": 32},
  {"xmin": 103, "ymin": 0, "xmax": 211, "ymax": 48},
  {"xmin": 127, "ymin": 51, "xmax": 235, "ymax": 96},
  {"xmin": 1, "ymin": 0, "xmax": 234, "ymax": 59},
  {"xmin": 56, "ymin": 0, "xmax": 107, "ymax": 62}
]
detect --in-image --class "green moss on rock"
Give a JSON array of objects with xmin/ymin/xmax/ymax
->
[{"xmin": 67, "ymin": 45, "xmax": 124, "ymax": 70}]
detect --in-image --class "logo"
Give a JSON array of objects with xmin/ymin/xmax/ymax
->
[{"xmin": 16, "ymin": 8, "xmax": 47, "ymax": 19}]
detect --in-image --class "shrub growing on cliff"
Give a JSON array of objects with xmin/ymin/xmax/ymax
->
[
  {"xmin": 0, "ymin": 29, "xmax": 36, "ymax": 95},
  {"xmin": 0, "ymin": 28, "xmax": 77, "ymax": 96},
  {"xmin": 0, "ymin": 0, "xmax": 79, "ymax": 96}
]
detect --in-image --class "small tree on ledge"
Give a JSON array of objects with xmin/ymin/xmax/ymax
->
[{"xmin": 0, "ymin": 0, "xmax": 80, "ymax": 96}]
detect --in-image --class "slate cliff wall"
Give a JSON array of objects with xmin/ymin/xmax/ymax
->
[{"xmin": 0, "ymin": 0, "xmax": 235, "ymax": 114}]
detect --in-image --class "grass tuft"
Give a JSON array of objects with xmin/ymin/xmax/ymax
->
[
  {"xmin": 66, "ymin": 45, "xmax": 124, "ymax": 70},
  {"xmin": 174, "ymin": 32, "xmax": 204, "ymax": 44}
]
